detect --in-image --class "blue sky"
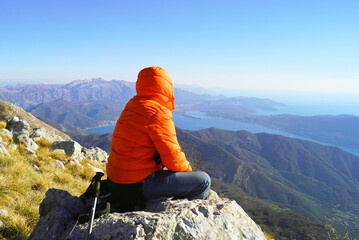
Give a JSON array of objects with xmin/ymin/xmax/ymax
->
[{"xmin": 1, "ymin": 0, "xmax": 359, "ymax": 94}]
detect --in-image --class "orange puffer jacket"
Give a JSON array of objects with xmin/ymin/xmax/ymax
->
[{"xmin": 106, "ymin": 66, "xmax": 192, "ymax": 184}]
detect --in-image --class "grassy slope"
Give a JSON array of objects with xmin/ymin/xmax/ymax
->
[
  {"xmin": 0, "ymin": 100, "xmax": 70, "ymax": 141},
  {"xmin": 0, "ymin": 129, "xmax": 106, "ymax": 240}
]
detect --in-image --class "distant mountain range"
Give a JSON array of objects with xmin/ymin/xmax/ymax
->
[
  {"xmin": 1, "ymin": 78, "xmax": 358, "ymax": 154},
  {"xmin": 29, "ymin": 99, "xmax": 121, "ymax": 129},
  {"xmin": 0, "ymin": 79, "xmax": 281, "ymax": 129},
  {"xmin": 0, "ymin": 78, "xmax": 135, "ymax": 109}
]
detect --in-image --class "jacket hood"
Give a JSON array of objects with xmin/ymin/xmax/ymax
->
[{"xmin": 136, "ymin": 66, "xmax": 175, "ymax": 111}]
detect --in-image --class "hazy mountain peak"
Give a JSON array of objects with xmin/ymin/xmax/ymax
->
[{"xmin": 64, "ymin": 78, "xmax": 107, "ymax": 87}]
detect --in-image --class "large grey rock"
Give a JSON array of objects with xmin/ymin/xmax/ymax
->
[
  {"xmin": 82, "ymin": 147, "xmax": 108, "ymax": 165},
  {"xmin": 30, "ymin": 127, "xmax": 63, "ymax": 143},
  {"xmin": 6, "ymin": 116, "xmax": 19, "ymax": 125},
  {"xmin": 50, "ymin": 141, "xmax": 83, "ymax": 160},
  {"xmin": 7, "ymin": 117, "xmax": 30, "ymax": 136},
  {"xmin": 30, "ymin": 127, "xmax": 46, "ymax": 141},
  {"xmin": 6, "ymin": 117, "xmax": 39, "ymax": 150},
  {"xmin": 29, "ymin": 189, "xmax": 266, "ymax": 240},
  {"xmin": 17, "ymin": 135, "xmax": 39, "ymax": 151}
]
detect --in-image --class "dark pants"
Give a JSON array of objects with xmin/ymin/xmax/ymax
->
[
  {"xmin": 141, "ymin": 170, "xmax": 211, "ymax": 200},
  {"xmin": 107, "ymin": 179, "xmax": 145, "ymax": 212}
]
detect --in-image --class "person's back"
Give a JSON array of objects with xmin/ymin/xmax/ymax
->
[{"xmin": 106, "ymin": 66, "xmax": 210, "ymax": 211}]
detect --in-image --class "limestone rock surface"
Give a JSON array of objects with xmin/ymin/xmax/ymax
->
[
  {"xmin": 82, "ymin": 147, "xmax": 108, "ymax": 165},
  {"xmin": 29, "ymin": 189, "xmax": 266, "ymax": 240},
  {"xmin": 50, "ymin": 140, "xmax": 83, "ymax": 160}
]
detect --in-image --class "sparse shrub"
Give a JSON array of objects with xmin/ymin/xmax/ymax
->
[
  {"xmin": 325, "ymin": 224, "xmax": 354, "ymax": 240},
  {"xmin": 36, "ymin": 138, "xmax": 52, "ymax": 148},
  {"xmin": 48, "ymin": 151, "xmax": 71, "ymax": 161}
]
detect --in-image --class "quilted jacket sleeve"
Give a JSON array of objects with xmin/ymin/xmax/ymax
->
[{"xmin": 147, "ymin": 118, "xmax": 192, "ymax": 172}]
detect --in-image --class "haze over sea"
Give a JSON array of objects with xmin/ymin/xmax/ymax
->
[{"xmin": 210, "ymin": 89, "xmax": 359, "ymax": 116}]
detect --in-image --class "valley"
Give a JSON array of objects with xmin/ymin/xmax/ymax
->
[{"xmin": 1, "ymin": 80, "xmax": 359, "ymax": 238}]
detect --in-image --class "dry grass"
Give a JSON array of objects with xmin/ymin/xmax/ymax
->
[
  {"xmin": 36, "ymin": 139, "xmax": 52, "ymax": 148},
  {"xmin": 0, "ymin": 121, "xmax": 6, "ymax": 130},
  {"xmin": 0, "ymin": 141, "xmax": 106, "ymax": 239}
]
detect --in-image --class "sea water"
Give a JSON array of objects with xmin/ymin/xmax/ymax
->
[{"xmin": 87, "ymin": 112, "xmax": 359, "ymax": 156}]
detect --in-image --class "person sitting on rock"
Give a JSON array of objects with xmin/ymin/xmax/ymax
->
[{"xmin": 106, "ymin": 66, "xmax": 211, "ymax": 212}]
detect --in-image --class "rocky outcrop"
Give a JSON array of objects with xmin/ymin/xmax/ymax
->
[
  {"xmin": 30, "ymin": 127, "xmax": 48, "ymax": 141},
  {"xmin": 29, "ymin": 189, "xmax": 266, "ymax": 240},
  {"xmin": 6, "ymin": 116, "xmax": 39, "ymax": 151},
  {"xmin": 50, "ymin": 140, "xmax": 83, "ymax": 160},
  {"xmin": 49, "ymin": 141, "xmax": 109, "ymax": 164},
  {"xmin": 82, "ymin": 147, "xmax": 108, "ymax": 165},
  {"xmin": 0, "ymin": 114, "xmax": 108, "ymax": 166}
]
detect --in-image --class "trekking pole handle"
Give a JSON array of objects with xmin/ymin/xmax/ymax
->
[
  {"xmin": 93, "ymin": 172, "xmax": 104, "ymax": 198},
  {"xmin": 94, "ymin": 179, "xmax": 101, "ymax": 198}
]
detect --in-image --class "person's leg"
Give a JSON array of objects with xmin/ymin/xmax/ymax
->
[
  {"xmin": 141, "ymin": 170, "xmax": 211, "ymax": 201},
  {"xmin": 107, "ymin": 179, "xmax": 145, "ymax": 212}
]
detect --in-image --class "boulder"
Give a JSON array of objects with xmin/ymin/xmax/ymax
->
[
  {"xmin": 6, "ymin": 118, "xmax": 30, "ymax": 136},
  {"xmin": 50, "ymin": 141, "xmax": 83, "ymax": 160},
  {"xmin": 6, "ymin": 117, "xmax": 39, "ymax": 150},
  {"xmin": 16, "ymin": 134, "xmax": 39, "ymax": 151},
  {"xmin": 82, "ymin": 147, "xmax": 108, "ymax": 165},
  {"xmin": 6, "ymin": 116, "xmax": 19, "ymax": 125},
  {"xmin": 29, "ymin": 189, "xmax": 266, "ymax": 240},
  {"xmin": 30, "ymin": 127, "xmax": 63, "ymax": 143},
  {"xmin": 30, "ymin": 127, "xmax": 46, "ymax": 142}
]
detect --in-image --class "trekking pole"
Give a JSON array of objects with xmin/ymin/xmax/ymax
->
[{"xmin": 87, "ymin": 172, "xmax": 104, "ymax": 240}]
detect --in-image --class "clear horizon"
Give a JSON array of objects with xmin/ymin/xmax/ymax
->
[{"xmin": 1, "ymin": 0, "xmax": 359, "ymax": 94}]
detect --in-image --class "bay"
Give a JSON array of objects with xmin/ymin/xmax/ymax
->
[{"xmin": 87, "ymin": 112, "xmax": 359, "ymax": 156}]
